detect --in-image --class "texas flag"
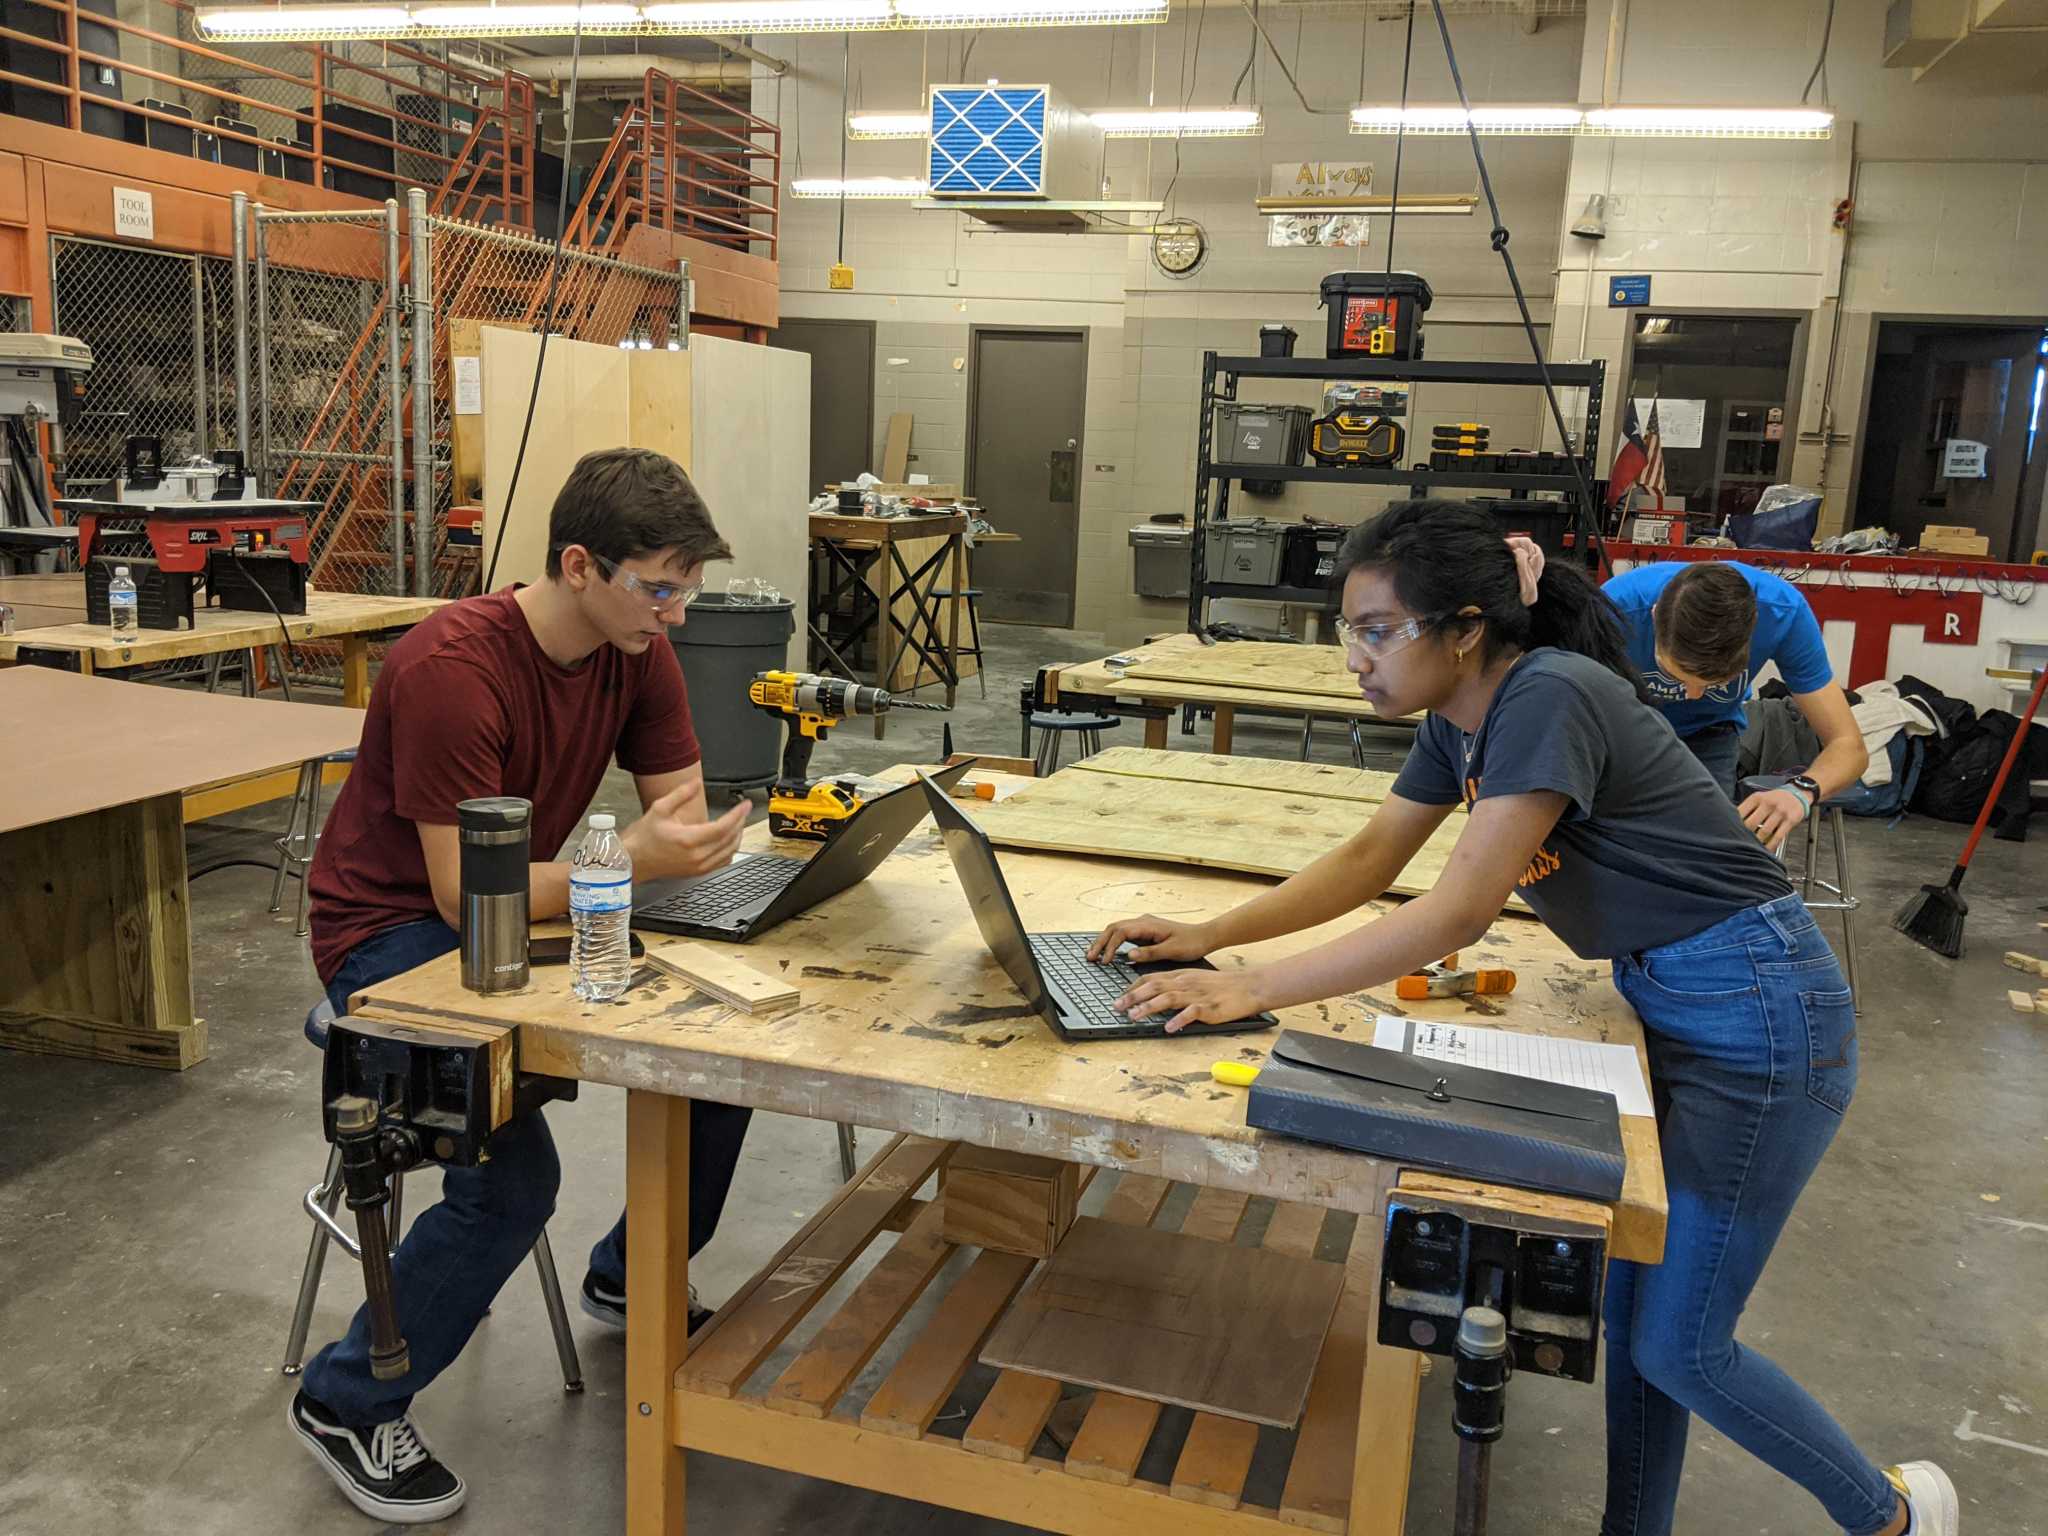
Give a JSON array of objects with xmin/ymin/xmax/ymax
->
[{"xmin": 1606, "ymin": 397, "xmax": 1667, "ymax": 512}]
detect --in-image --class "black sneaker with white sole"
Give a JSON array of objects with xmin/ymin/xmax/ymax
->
[
  {"xmin": 289, "ymin": 1390, "xmax": 466, "ymax": 1524},
  {"xmin": 579, "ymin": 1273, "xmax": 712, "ymax": 1333}
]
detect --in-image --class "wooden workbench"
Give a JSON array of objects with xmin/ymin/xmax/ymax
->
[
  {"xmin": 807, "ymin": 513, "xmax": 966, "ymax": 727},
  {"xmin": 0, "ymin": 579, "xmax": 443, "ymax": 819},
  {"xmin": 1045, "ymin": 633, "xmax": 1414, "ymax": 757},
  {"xmin": 0, "ymin": 668, "xmax": 362, "ymax": 1070},
  {"xmin": 351, "ymin": 818, "xmax": 1665, "ymax": 1536}
]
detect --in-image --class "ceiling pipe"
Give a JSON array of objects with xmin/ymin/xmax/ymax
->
[{"xmin": 519, "ymin": 53, "xmax": 757, "ymax": 86}]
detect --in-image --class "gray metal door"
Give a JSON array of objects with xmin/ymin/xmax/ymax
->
[
  {"xmin": 768, "ymin": 318, "xmax": 875, "ymax": 493},
  {"xmin": 968, "ymin": 328, "xmax": 1086, "ymax": 627}
]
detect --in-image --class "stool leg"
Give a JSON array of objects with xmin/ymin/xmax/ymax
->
[
  {"xmin": 1349, "ymin": 720, "xmax": 1367, "ymax": 769},
  {"xmin": 1800, "ymin": 812, "xmax": 1819, "ymax": 899},
  {"xmin": 271, "ymin": 760, "xmax": 318, "ymax": 915},
  {"xmin": 968, "ymin": 597, "xmax": 986, "ymax": 700},
  {"xmin": 296, "ymin": 762, "xmax": 334, "ymax": 937},
  {"xmin": 530, "ymin": 1229, "xmax": 585, "ymax": 1393},
  {"xmin": 272, "ymin": 644, "xmax": 296, "ymax": 704},
  {"xmin": 1081, "ymin": 729, "xmax": 1100, "ymax": 757},
  {"xmin": 1036, "ymin": 730, "xmax": 1060, "ymax": 777},
  {"xmin": 242, "ymin": 648, "xmax": 259, "ymax": 699},
  {"xmin": 1830, "ymin": 806, "xmax": 1862, "ymax": 1015},
  {"xmin": 386, "ymin": 1170, "xmax": 404, "ymax": 1255},
  {"xmin": 836, "ymin": 1123, "xmax": 858, "ymax": 1182},
  {"xmin": 283, "ymin": 1144, "xmax": 345, "ymax": 1375},
  {"xmin": 1299, "ymin": 716, "xmax": 1315, "ymax": 761},
  {"xmin": 204, "ymin": 652, "xmax": 226, "ymax": 694}
]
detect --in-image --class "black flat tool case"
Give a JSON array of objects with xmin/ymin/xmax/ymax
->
[{"xmin": 1246, "ymin": 1029, "xmax": 1626, "ymax": 1200}]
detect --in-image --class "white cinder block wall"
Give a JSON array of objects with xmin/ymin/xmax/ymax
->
[
  {"xmin": 761, "ymin": 10, "xmax": 1580, "ymax": 644},
  {"xmin": 763, "ymin": 0, "xmax": 2048, "ymax": 641},
  {"xmin": 1557, "ymin": 0, "xmax": 2048, "ymax": 539}
]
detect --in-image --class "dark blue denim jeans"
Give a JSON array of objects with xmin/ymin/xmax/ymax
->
[
  {"xmin": 1602, "ymin": 894, "xmax": 1897, "ymax": 1536},
  {"xmin": 302, "ymin": 917, "xmax": 752, "ymax": 1429}
]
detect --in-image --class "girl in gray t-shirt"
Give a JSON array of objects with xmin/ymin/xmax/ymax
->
[{"xmin": 1089, "ymin": 500, "xmax": 1953, "ymax": 1536}]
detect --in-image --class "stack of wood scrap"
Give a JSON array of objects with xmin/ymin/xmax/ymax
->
[{"xmin": 2005, "ymin": 950, "xmax": 2048, "ymax": 1012}]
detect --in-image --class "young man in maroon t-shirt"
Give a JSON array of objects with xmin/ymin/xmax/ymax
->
[{"xmin": 291, "ymin": 448, "xmax": 753, "ymax": 1524}]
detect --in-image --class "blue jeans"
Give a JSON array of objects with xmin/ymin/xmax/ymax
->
[
  {"xmin": 1681, "ymin": 721, "xmax": 1742, "ymax": 800},
  {"xmin": 1601, "ymin": 894, "xmax": 1896, "ymax": 1536},
  {"xmin": 303, "ymin": 918, "xmax": 752, "ymax": 1429}
]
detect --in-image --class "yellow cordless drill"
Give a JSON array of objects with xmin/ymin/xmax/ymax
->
[{"xmin": 746, "ymin": 671, "xmax": 947, "ymax": 841}]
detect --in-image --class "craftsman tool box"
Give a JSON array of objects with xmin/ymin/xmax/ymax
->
[
  {"xmin": 1281, "ymin": 522, "xmax": 1348, "ymax": 589},
  {"xmin": 1478, "ymin": 497, "xmax": 1578, "ymax": 561},
  {"xmin": 1203, "ymin": 518, "xmax": 1290, "ymax": 587},
  {"xmin": 1246, "ymin": 1029, "xmax": 1626, "ymax": 1200},
  {"xmin": 1319, "ymin": 270, "xmax": 1433, "ymax": 360}
]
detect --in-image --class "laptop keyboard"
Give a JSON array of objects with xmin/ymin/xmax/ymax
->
[
  {"xmin": 637, "ymin": 854, "xmax": 807, "ymax": 924},
  {"xmin": 1030, "ymin": 931, "xmax": 1141, "ymax": 1020}
]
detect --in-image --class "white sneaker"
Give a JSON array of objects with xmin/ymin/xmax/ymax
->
[{"xmin": 1886, "ymin": 1461, "xmax": 1959, "ymax": 1536}]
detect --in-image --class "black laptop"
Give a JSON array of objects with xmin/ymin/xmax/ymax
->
[
  {"xmin": 916, "ymin": 772, "xmax": 1277, "ymax": 1041},
  {"xmin": 635, "ymin": 759, "xmax": 976, "ymax": 941}
]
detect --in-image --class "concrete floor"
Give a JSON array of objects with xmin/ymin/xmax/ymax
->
[{"xmin": 2, "ymin": 619, "xmax": 2046, "ymax": 1536}]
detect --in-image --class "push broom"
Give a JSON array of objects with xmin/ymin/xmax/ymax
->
[{"xmin": 1893, "ymin": 660, "xmax": 2048, "ymax": 958}]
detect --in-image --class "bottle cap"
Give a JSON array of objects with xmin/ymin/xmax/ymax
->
[
  {"xmin": 115, "ymin": 565, "xmax": 130, "ymax": 576},
  {"xmin": 589, "ymin": 813, "xmax": 617, "ymax": 831}
]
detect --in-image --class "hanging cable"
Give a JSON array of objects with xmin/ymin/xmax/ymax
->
[
  {"xmin": 836, "ymin": 34, "xmax": 850, "ymax": 269},
  {"xmin": 482, "ymin": 8, "xmax": 586, "ymax": 595},
  {"xmin": 1801, "ymin": 0, "xmax": 1836, "ymax": 106},
  {"xmin": 1382, "ymin": 0, "xmax": 1416, "ymax": 284},
  {"xmin": 1425, "ymin": 0, "xmax": 1611, "ymax": 575},
  {"xmin": 1238, "ymin": 0, "xmax": 1348, "ymax": 115}
]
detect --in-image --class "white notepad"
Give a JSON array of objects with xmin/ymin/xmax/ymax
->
[{"xmin": 1370, "ymin": 1015, "xmax": 1655, "ymax": 1119}]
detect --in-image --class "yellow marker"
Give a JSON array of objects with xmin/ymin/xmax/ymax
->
[{"xmin": 1211, "ymin": 1060, "xmax": 1260, "ymax": 1088}]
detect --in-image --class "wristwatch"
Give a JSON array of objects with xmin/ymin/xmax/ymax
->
[{"xmin": 1786, "ymin": 773, "xmax": 1822, "ymax": 805}]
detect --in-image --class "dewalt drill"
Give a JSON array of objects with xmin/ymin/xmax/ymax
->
[{"xmin": 746, "ymin": 671, "xmax": 947, "ymax": 841}]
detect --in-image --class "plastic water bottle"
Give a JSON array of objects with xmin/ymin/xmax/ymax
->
[
  {"xmin": 108, "ymin": 566, "xmax": 138, "ymax": 638},
  {"xmin": 570, "ymin": 813, "xmax": 634, "ymax": 1002}
]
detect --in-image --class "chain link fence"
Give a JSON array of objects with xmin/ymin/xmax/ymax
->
[{"xmin": 255, "ymin": 206, "xmax": 405, "ymax": 602}]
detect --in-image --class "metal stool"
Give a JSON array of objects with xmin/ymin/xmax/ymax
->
[
  {"xmin": 931, "ymin": 587, "xmax": 987, "ymax": 699},
  {"xmin": 205, "ymin": 644, "xmax": 293, "ymax": 701},
  {"xmin": 282, "ymin": 1000, "xmax": 584, "ymax": 1392},
  {"xmin": 1030, "ymin": 712, "xmax": 1119, "ymax": 777},
  {"xmin": 1740, "ymin": 775, "xmax": 1862, "ymax": 1013},
  {"xmin": 272, "ymin": 749, "xmax": 357, "ymax": 936},
  {"xmin": 1299, "ymin": 715, "xmax": 1369, "ymax": 768}
]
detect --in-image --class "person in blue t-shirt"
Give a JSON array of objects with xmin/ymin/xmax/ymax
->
[{"xmin": 1604, "ymin": 560, "xmax": 1867, "ymax": 850}]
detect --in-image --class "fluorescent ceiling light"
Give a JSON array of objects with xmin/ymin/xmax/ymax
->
[
  {"xmin": 792, "ymin": 176, "xmax": 929, "ymax": 198},
  {"xmin": 1092, "ymin": 106, "xmax": 1262, "ymax": 137},
  {"xmin": 847, "ymin": 110, "xmax": 931, "ymax": 139},
  {"xmin": 1580, "ymin": 107, "xmax": 1834, "ymax": 138},
  {"xmin": 411, "ymin": 2, "xmax": 640, "ymax": 28},
  {"xmin": 1350, "ymin": 104, "xmax": 1583, "ymax": 134},
  {"xmin": 894, "ymin": 0, "xmax": 1168, "ymax": 24},
  {"xmin": 197, "ymin": 4, "xmax": 413, "ymax": 35},
  {"xmin": 639, "ymin": 0, "xmax": 894, "ymax": 28}
]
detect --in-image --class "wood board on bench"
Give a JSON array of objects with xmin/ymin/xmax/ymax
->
[
  {"xmin": 967, "ymin": 748, "xmax": 1530, "ymax": 912},
  {"xmin": 1121, "ymin": 641, "xmax": 1361, "ymax": 701},
  {"xmin": 977, "ymin": 1214, "xmax": 1347, "ymax": 1428}
]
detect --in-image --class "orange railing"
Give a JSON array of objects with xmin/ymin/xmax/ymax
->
[
  {"xmin": 0, "ymin": 0, "xmax": 536, "ymax": 230},
  {"xmin": 564, "ymin": 69, "xmax": 779, "ymax": 260}
]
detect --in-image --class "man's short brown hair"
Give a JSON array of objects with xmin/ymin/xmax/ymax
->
[
  {"xmin": 1652, "ymin": 562, "xmax": 1758, "ymax": 682},
  {"xmin": 545, "ymin": 447, "xmax": 732, "ymax": 578}
]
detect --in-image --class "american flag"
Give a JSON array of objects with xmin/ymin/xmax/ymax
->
[{"xmin": 1606, "ymin": 396, "xmax": 1667, "ymax": 512}]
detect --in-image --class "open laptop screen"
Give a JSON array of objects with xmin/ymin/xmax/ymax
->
[{"xmin": 919, "ymin": 775, "xmax": 1050, "ymax": 1014}]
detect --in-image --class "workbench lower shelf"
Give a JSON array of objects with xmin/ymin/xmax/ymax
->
[{"xmin": 665, "ymin": 1133, "xmax": 1422, "ymax": 1536}]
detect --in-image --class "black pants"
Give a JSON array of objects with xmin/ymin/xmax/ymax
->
[{"xmin": 1681, "ymin": 722, "xmax": 1742, "ymax": 800}]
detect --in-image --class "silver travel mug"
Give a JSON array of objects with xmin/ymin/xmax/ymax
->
[{"xmin": 458, "ymin": 796, "xmax": 532, "ymax": 993}]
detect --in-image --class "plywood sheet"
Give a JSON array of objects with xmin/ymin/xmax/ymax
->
[
  {"xmin": 966, "ymin": 750, "xmax": 1525, "ymax": 910},
  {"xmin": 978, "ymin": 1215, "xmax": 1346, "ymax": 1427},
  {"xmin": 0, "ymin": 668, "xmax": 362, "ymax": 834},
  {"xmin": 688, "ymin": 334, "xmax": 810, "ymax": 653},
  {"xmin": 628, "ymin": 347, "xmax": 693, "ymax": 473},
  {"xmin": 881, "ymin": 411, "xmax": 912, "ymax": 481},
  {"xmin": 1122, "ymin": 640, "xmax": 1361, "ymax": 702},
  {"xmin": 479, "ymin": 326, "xmax": 632, "ymax": 590}
]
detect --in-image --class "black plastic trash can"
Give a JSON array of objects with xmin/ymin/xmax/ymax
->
[{"xmin": 669, "ymin": 593, "xmax": 796, "ymax": 792}]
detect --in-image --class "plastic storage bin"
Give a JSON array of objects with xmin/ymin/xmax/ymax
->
[
  {"xmin": 1128, "ymin": 523, "xmax": 1193, "ymax": 599},
  {"xmin": 1203, "ymin": 519, "xmax": 1289, "ymax": 587}
]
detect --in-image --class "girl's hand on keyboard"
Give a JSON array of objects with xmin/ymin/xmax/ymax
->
[
  {"xmin": 1113, "ymin": 966, "xmax": 1267, "ymax": 1034},
  {"xmin": 1085, "ymin": 915, "xmax": 1215, "ymax": 966}
]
